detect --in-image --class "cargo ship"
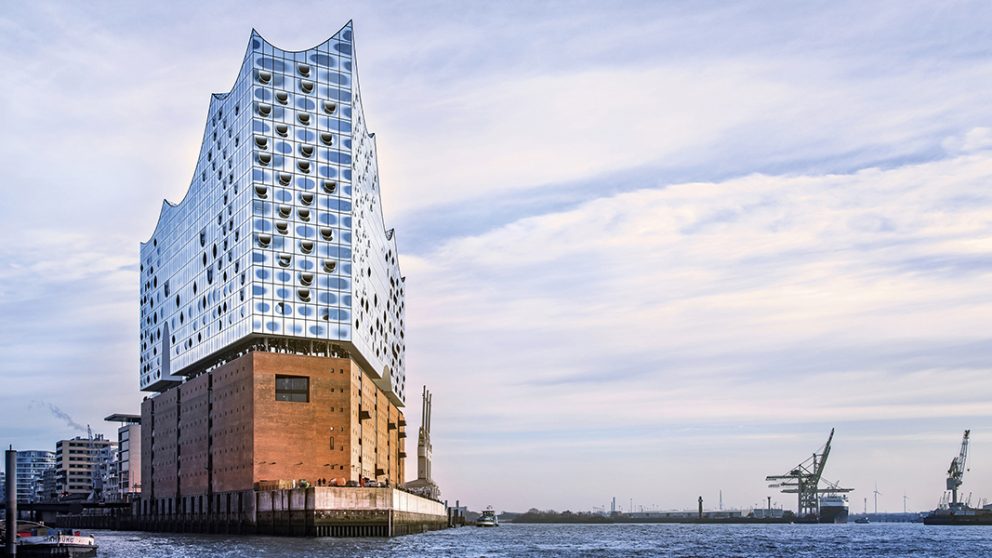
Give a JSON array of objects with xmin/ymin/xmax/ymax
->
[
  {"xmin": 819, "ymin": 494, "xmax": 849, "ymax": 524},
  {"xmin": 923, "ymin": 430, "xmax": 992, "ymax": 526}
]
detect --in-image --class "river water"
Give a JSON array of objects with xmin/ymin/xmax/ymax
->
[{"xmin": 91, "ymin": 523, "xmax": 992, "ymax": 557}]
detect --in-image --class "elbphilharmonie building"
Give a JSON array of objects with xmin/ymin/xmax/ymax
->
[{"xmin": 138, "ymin": 23, "xmax": 411, "ymax": 502}]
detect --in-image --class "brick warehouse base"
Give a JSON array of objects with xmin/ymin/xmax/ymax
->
[
  {"xmin": 141, "ymin": 351, "xmax": 407, "ymax": 501},
  {"xmin": 58, "ymin": 487, "xmax": 448, "ymax": 537}
]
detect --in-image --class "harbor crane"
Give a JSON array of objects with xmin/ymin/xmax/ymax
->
[
  {"xmin": 766, "ymin": 428, "xmax": 853, "ymax": 520},
  {"xmin": 946, "ymin": 430, "xmax": 970, "ymax": 507}
]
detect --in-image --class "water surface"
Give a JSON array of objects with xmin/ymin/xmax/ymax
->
[{"xmin": 92, "ymin": 523, "xmax": 992, "ymax": 557}]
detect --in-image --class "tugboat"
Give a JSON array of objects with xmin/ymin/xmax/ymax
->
[
  {"xmin": 5, "ymin": 521, "xmax": 98, "ymax": 557},
  {"xmin": 476, "ymin": 506, "xmax": 499, "ymax": 527}
]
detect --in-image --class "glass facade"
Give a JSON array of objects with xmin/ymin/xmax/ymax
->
[
  {"xmin": 15, "ymin": 450, "xmax": 55, "ymax": 503},
  {"xmin": 139, "ymin": 22, "xmax": 406, "ymax": 406}
]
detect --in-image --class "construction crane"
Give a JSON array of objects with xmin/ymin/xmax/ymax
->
[
  {"xmin": 946, "ymin": 429, "xmax": 970, "ymax": 507},
  {"xmin": 766, "ymin": 428, "xmax": 853, "ymax": 521}
]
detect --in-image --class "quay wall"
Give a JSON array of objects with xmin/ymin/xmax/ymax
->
[{"xmin": 57, "ymin": 487, "xmax": 447, "ymax": 537}]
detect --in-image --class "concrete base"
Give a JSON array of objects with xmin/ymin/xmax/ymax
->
[{"xmin": 58, "ymin": 487, "xmax": 448, "ymax": 537}]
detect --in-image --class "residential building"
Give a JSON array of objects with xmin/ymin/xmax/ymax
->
[
  {"xmin": 14, "ymin": 450, "xmax": 55, "ymax": 503},
  {"xmin": 55, "ymin": 435, "xmax": 117, "ymax": 501},
  {"xmin": 139, "ymin": 22, "xmax": 410, "ymax": 515},
  {"xmin": 105, "ymin": 414, "xmax": 142, "ymax": 501}
]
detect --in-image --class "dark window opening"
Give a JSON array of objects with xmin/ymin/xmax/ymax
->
[{"xmin": 276, "ymin": 375, "xmax": 309, "ymax": 402}]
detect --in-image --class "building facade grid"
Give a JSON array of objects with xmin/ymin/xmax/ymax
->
[{"xmin": 138, "ymin": 22, "xmax": 405, "ymax": 406}]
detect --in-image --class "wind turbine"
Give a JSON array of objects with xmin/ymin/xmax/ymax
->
[{"xmin": 873, "ymin": 483, "xmax": 882, "ymax": 514}]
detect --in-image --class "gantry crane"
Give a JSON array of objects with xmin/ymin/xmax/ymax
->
[
  {"xmin": 946, "ymin": 430, "xmax": 970, "ymax": 507},
  {"xmin": 766, "ymin": 428, "xmax": 853, "ymax": 520}
]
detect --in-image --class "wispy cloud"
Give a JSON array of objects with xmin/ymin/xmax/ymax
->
[{"xmin": 408, "ymin": 151, "xmax": 992, "ymax": 508}]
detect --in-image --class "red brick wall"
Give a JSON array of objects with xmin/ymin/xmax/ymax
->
[
  {"xmin": 210, "ymin": 357, "xmax": 254, "ymax": 492},
  {"xmin": 178, "ymin": 373, "xmax": 209, "ymax": 495},
  {"xmin": 251, "ymin": 352, "xmax": 353, "ymax": 486},
  {"xmin": 144, "ymin": 352, "xmax": 407, "ymax": 498}
]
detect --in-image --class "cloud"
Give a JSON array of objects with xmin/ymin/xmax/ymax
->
[
  {"xmin": 943, "ymin": 127, "xmax": 992, "ymax": 154},
  {"xmin": 408, "ymin": 153, "xmax": 992, "ymax": 508}
]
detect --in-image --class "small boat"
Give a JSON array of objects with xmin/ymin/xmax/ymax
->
[
  {"xmin": 855, "ymin": 517, "xmax": 870, "ymax": 524},
  {"xmin": 476, "ymin": 506, "xmax": 499, "ymax": 527},
  {"xmin": 15, "ymin": 522, "xmax": 97, "ymax": 557}
]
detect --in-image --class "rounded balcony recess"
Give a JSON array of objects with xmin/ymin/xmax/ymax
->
[
  {"xmin": 300, "ymin": 80, "xmax": 314, "ymax": 94},
  {"xmin": 299, "ymin": 273, "xmax": 314, "ymax": 286},
  {"xmin": 275, "ymin": 221, "xmax": 289, "ymax": 235},
  {"xmin": 254, "ymin": 185, "xmax": 269, "ymax": 199},
  {"xmin": 319, "ymin": 132, "xmax": 334, "ymax": 146},
  {"xmin": 300, "ymin": 240, "xmax": 314, "ymax": 254},
  {"xmin": 300, "ymin": 144, "xmax": 314, "ymax": 158},
  {"xmin": 297, "ymin": 63, "xmax": 311, "ymax": 77},
  {"xmin": 298, "ymin": 208, "xmax": 311, "ymax": 221},
  {"xmin": 322, "ymin": 180, "xmax": 337, "ymax": 194},
  {"xmin": 297, "ymin": 288, "xmax": 311, "ymax": 302},
  {"xmin": 278, "ymin": 254, "xmax": 292, "ymax": 268},
  {"xmin": 299, "ymin": 193, "xmax": 314, "ymax": 205},
  {"xmin": 298, "ymin": 113, "xmax": 311, "ymax": 125},
  {"xmin": 322, "ymin": 260, "xmax": 337, "ymax": 273},
  {"xmin": 254, "ymin": 136, "xmax": 268, "ymax": 149},
  {"xmin": 278, "ymin": 172, "xmax": 292, "ymax": 186},
  {"xmin": 320, "ymin": 227, "xmax": 334, "ymax": 241},
  {"xmin": 257, "ymin": 152, "xmax": 272, "ymax": 165},
  {"xmin": 256, "ymin": 234, "xmax": 272, "ymax": 248},
  {"xmin": 278, "ymin": 205, "xmax": 292, "ymax": 218},
  {"xmin": 255, "ymin": 69, "xmax": 272, "ymax": 84},
  {"xmin": 322, "ymin": 101, "xmax": 337, "ymax": 114},
  {"xmin": 275, "ymin": 123, "xmax": 289, "ymax": 137},
  {"xmin": 275, "ymin": 91, "xmax": 289, "ymax": 105},
  {"xmin": 256, "ymin": 103, "xmax": 272, "ymax": 117},
  {"xmin": 297, "ymin": 160, "xmax": 311, "ymax": 173}
]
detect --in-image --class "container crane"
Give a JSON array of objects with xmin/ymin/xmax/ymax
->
[
  {"xmin": 766, "ymin": 428, "xmax": 853, "ymax": 521},
  {"xmin": 946, "ymin": 429, "xmax": 970, "ymax": 507}
]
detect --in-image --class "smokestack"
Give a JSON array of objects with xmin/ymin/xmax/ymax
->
[
  {"xmin": 698, "ymin": 496, "xmax": 703, "ymax": 519},
  {"xmin": 6, "ymin": 446, "xmax": 17, "ymax": 557}
]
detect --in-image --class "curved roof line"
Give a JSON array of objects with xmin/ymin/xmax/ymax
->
[
  {"xmin": 250, "ymin": 20, "xmax": 353, "ymax": 54},
  {"xmin": 347, "ymin": 34, "xmax": 404, "ymax": 278},
  {"xmin": 142, "ymin": 22, "xmax": 356, "ymax": 247}
]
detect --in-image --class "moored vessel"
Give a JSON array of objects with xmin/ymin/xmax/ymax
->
[
  {"xmin": 818, "ymin": 494, "xmax": 849, "ymax": 524},
  {"xmin": 924, "ymin": 505, "xmax": 992, "ymax": 526},
  {"xmin": 14, "ymin": 522, "xmax": 97, "ymax": 557},
  {"xmin": 924, "ymin": 430, "xmax": 992, "ymax": 526}
]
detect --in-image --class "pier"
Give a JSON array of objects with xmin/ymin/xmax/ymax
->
[{"xmin": 54, "ymin": 486, "xmax": 447, "ymax": 537}]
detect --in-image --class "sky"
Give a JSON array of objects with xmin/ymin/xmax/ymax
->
[{"xmin": 1, "ymin": 0, "xmax": 991, "ymax": 514}]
